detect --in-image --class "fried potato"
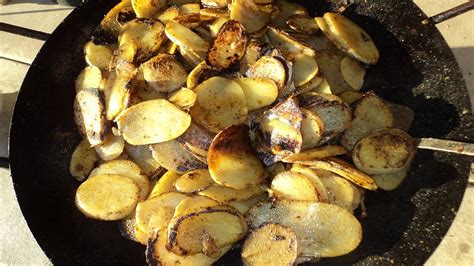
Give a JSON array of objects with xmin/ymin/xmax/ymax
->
[
  {"xmin": 271, "ymin": 171, "xmax": 318, "ymax": 201},
  {"xmin": 314, "ymin": 51, "xmax": 353, "ymax": 94},
  {"xmin": 108, "ymin": 42, "xmax": 137, "ymax": 71},
  {"xmin": 227, "ymin": 194, "xmax": 268, "ymax": 215},
  {"xmin": 296, "ymin": 73, "xmax": 324, "ymax": 94},
  {"xmin": 154, "ymin": 5, "xmax": 180, "ymax": 24},
  {"xmin": 291, "ymin": 54, "xmax": 318, "ymax": 87},
  {"xmin": 150, "ymin": 140, "xmax": 207, "ymax": 173},
  {"xmin": 207, "ymin": 20, "xmax": 248, "ymax": 70},
  {"xmin": 208, "ymin": 125, "xmax": 265, "ymax": 189},
  {"xmin": 177, "ymin": 122, "xmax": 214, "ymax": 158},
  {"xmin": 247, "ymin": 200, "xmax": 362, "ymax": 258},
  {"xmin": 283, "ymin": 145, "xmax": 348, "ymax": 163},
  {"xmin": 93, "ymin": 133, "xmax": 125, "ymax": 161},
  {"xmin": 316, "ymin": 170, "xmax": 362, "ymax": 211},
  {"xmin": 76, "ymin": 174, "xmax": 139, "ymax": 220},
  {"xmin": 117, "ymin": 99, "xmax": 191, "ymax": 145},
  {"xmin": 70, "ymin": 139, "xmax": 99, "ymax": 181},
  {"xmin": 168, "ymin": 87, "xmax": 197, "ymax": 109},
  {"xmin": 173, "ymin": 13, "xmax": 202, "ymax": 28},
  {"xmin": 230, "ymin": 0, "xmax": 271, "ymax": 33},
  {"xmin": 179, "ymin": 46, "xmax": 206, "ymax": 67},
  {"xmin": 165, "ymin": 21, "xmax": 210, "ymax": 52},
  {"xmin": 84, "ymin": 41, "xmax": 113, "ymax": 70},
  {"xmin": 118, "ymin": 217, "xmax": 147, "ymax": 245},
  {"xmin": 103, "ymin": 68, "xmax": 137, "ymax": 121},
  {"xmin": 174, "ymin": 169, "xmax": 214, "ymax": 193},
  {"xmin": 209, "ymin": 17, "xmax": 230, "ymax": 37},
  {"xmin": 340, "ymin": 56, "xmax": 366, "ymax": 90},
  {"xmin": 179, "ymin": 3, "xmax": 201, "ymax": 14},
  {"xmin": 187, "ymin": 61, "xmax": 211, "ymax": 89},
  {"xmin": 273, "ymin": 0, "xmax": 307, "ymax": 31},
  {"xmin": 234, "ymin": 77, "xmax": 278, "ymax": 111},
  {"xmin": 266, "ymin": 27, "xmax": 316, "ymax": 57},
  {"xmin": 142, "ymin": 54, "xmax": 187, "ymax": 92},
  {"xmin": 373, "ymin": 166, "xmax": 410, "ymax": 191},
  {"xmin": 198, "ymin": 184, "xmax": 266, "ymax": 203},
  {"xmin": 91, "ymin": 0, "xmax": 131, "ymax": 45},
  {"xmin": 131, "ymin": 0, "xmax": 165, "ymax": 18},
  {"xmin": 120, "ymin": 18, "xmax": 166, "ymax": 62},
  {"xmin": 300, "ymin": 108, "xmax": 324, "ymax": 150},
  {"xmin": 239, "ymin": 40, "xmax": 267, "ymax": 74},
  {"xmin": 338, "ymin": 90, "xmax": 363, "ymax": 106},
  {"xmin": 242, "ymin": 223, "xmax": 298, "ymax": 266},
  {"xmin": 117, "ymin": 7, "xmax": 137, "ymax": 27},
  {"xmin": 201, "ymin": 0, "xmax": 228, "ymax": 9},
  {"xmin": 74, "ymin": 87, "xmax": 109, "ymax": 146},
  {"xmin": 246, "ymin": 55, "xmax": 288, "ymax": 91},
  {"xmin": 75, "ymin": 66, "xmax": 102, "ymax": 93},
  {"xmin": 287, "ymin": 14, "xmax": 319, "ymax": 35},
  {"xmin": 124, "ymin": 143, "xmax": 163, "ymax": 178},
  {"xmin": 190, "ymin": 77, "xmax": 248, "ymax": 133},
  {"xmin": 290, "ymin": 164, "xmax": 329, "ymax": 203},
  {"xmin": 148, "ymin": 171, "xmax": 181, "ymax": 198},
  {"xmin": 199, "ymin": 8, "xmax": 230, "ymax": 20}
]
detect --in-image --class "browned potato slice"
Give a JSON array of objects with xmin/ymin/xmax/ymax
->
[
  {"xmin": 148, "ymin": 171, "xmax": 181, "ymax": 198},
  {"xmin": 172, "ymin": 13, "xmax": 202, "ymax": 28},
  {"xmin": 300, "ymin": 108, "xmax": 324, "ymax": 150},
  {"xmin": 287, "ymin": 14, "xmax": 319, "ymax": 34},
  {"xmin": 103, "ymin": 68, "xmax": 137, "ymax": 121},
  {"xmin": 291, "ymin": 54, "xmax": 319, "ymax": 87},
  {"xmin": 314, "ymin": 51, "xmax": 353, "ymax": 94},
  {"xmin": 76, "ymin": 174, "xmax": 139, "ymax": 220},
  {"xmin": 150, "ymin": 140, "xmax": 207, "ymax": 174},
  {"xmin": 120, "ymin": 18, "xmax": 166, "ymax": 62},
  {"xmin": 247, "ymin": 200, "xmax": 362, "ymax": 258},
  {"xmin": 74, "ymin": 87, "xmax": 109, "ymax": 146},
  {"xmin": 168, "ymin": 87, "xmax": 197, "ymax": 109},
  {"xmin": 316, "ymin": 170, "xmax": 363, "ymax": 211},
  {"xmin": 201, "ymin": 0, "xmax": 228, "ymax": 9},
  {"xmin": 142, "ymin": 54, "xmax": 187, "ymax": 92},
  {"xmin": 124, "ymin": 143, "xmax": 163, "ymax": 178},
  {"xmin": 131, "ymin": 0, "xmax": 165, "ymax": 18},
  {"xmin": 246, "ymin": 55, "xmax": 288, "ymax": 91},
  {"xmin": 266, "ymin": 27, "xmax": 316, "ymax": 57},
  {"xmin": 353, "ymin": 128, "xmax": 415, "ymax": 175},
  {"xmin": 177, "ymin": 122, "xmax": 214, "ymax": 158},
  {"xmin": 200, "ymin": 8, "xmax": 230, "ymax": 20},
  {"xmin": 198, "ymin": 184, "xmax": 266, "ymax": 203},
  {"xmin": 108, "ymin": 42, "xmax": 137, "ymax": 72},
  {"xmin": 341, "ymin": 93, "xmax": 394, "ymax": 151},
  {"xmin": 282, "ymin": 145, "xmax": 348, "ymax": 163},
  {"xmin": 75, "ymin": 66, "xmax": 102, "ymax": 93},
  {"xmin": 117, "ymin": 99, "xmax": 191, "ymax": 145},
  {"xmin": 229, "ymin": 0, "xmax": 271, "ymax": 33},
  {"xmin": 93, "ymin": 133, "xmax": 125, "ymax": 161},
  {"xmin": 154, "ymin": 5, "xmax": 180, "ymax": 24},
  {"xmin": 296, "ymin": 158, "xmax": 377, "ymax": 190},
  {"xmin": 340, "ymin": 56, "xmax": 366, "ymax": 90},
  {"xmin": 190, "ymin": 77, "xmax": 248, "ymax": 133},
  {"xmin": 338, "ymin": 90, "xmax": 363, "ymax": 105},
  {"xmin": 174, "ymin": 169, "xmax": 214, "ymax": 193},
  {"xmin": 89, "ymin": 159, "xmax": 150, "ymax": 201},
  {"xmin": 91, "ymin": 1, "xmax": 131, "ymax": 45},
  {"xmin": 290, "ymin": 164, "xmax": 329, "ymax": 203},
  {"xmin": 167, "ymin": 206, "xmax": 247, "ymax": 255},
  {"xmin": 70, "ymin": 139, "xmax": 99, "ymax": 181},
  {"xmin": 271, "ymin": 171, "xmax": 318, "ymax": 201},
  {"xmin": 273, "ymin": 0, "xmax": 307, "ymax": 31},
  {"xmin": 242, "ymin": 223, "xmax": 298, "ymax": 266},
  {"xmin": 207, "ymin": 20, "xmax": 248, "ymax": 70},
  {"xmin": 165, "ymin": 21, "xmax": 209, "ymax": 52},
  {"xmin": 187, "ymin": 61, "xmax": 211, "ymax": 90},
  {"xmin": 208, "ymin": 125, "xmax": 264, "ymax": 189},
  {"xmin": 227, "ymin": 194, "xmax": 267, "ymax": 215},
  {"xmin": 234, "ymin": 78, "xmax": 278, "ymax": 111},
  {"xmin": 84, "ymin": 42, "xmax": 113, "ymax": 70},
  {"xmin": 239, "ymin": 40, "xmax": 267, "ymax": 74}
]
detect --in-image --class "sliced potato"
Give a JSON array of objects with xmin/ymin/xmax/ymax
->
[
  {"xmin": 317, "ymin": 170, "xmax": 362, "ymax": 211},
  {"xmin": 314, "ymin": 51, "xmax": 353, "ymax": 94},
  {"xmin": 312, "ymin": 77, "xmax": 332, "ymax": 94},
  {"xmin": 198, "ymin": 185, "xmax": 266, "ymax": 203},
  {"xmin": 179, "ymin": 3, "xmax": 201, "ymax": 14},
  {"xmin": 282, "ymin": 145, "xmax": 348, "ymax": 163},
  {"xmin": 117, "ymin": 99, "xmax": 191, "ymax": 145},
  {"xmin": 247, "ymin": 200, "xmax": 362, "ymax": 258},
  {"xmin": 187, "ymin": 61, "xmax": 211, "ymax": 90},
  {"xmin": 75, "ymin": 66, "xmax": 102, "ymax": 93},
  {"xmin": 300, "ymin": 108, "xmax": 324, "ymax": 150},
  {"xmin": 338, "ymin": 90, "xmax": 363, "ymax": 106},
  {"xmin": 272, "ymin": 0, "xmax": 307, "ymax": 30},
  {"xmin": 108, "ymin": 42, "xmax": 137, "ymax": 71},
  {"xmin": 199, "ymin": 8, "xmax": 230, "ymax": 20},
  {"xmin": 373, "ymin": 166, "xmax": 410, "ymax": 191},
  {"xmin": 190, "ymin": 77, "xmax": 248, "ymax": 133},
  {"xmin": 389, "ymin": 103, "xmax": 415, "ymax": 132},
  {"xmin": 168, "ymin": 87, "xmax": 197, "ymax": 108},
  {"xmin": 271, "ymin": 171, "xmax": 318, "ymax": 201},
  {"xmin": 76, "ymin": 174, "xmax": 139, "ymax": 220},
  {"xmin": 229, "ymin": 0, "xmax": 271, "ymax": 33},
  {"xmin": 207, "ymin": 20, "xmax": 248, "ymax": 70},
  {"xmin": 147, "ymin": 205, "xmax": 177, "ymax": 235},
  {"xmin": 291, "ymin": 53, "xmax": 318, "ymax": 87},
  {"xmin": 246, "ymin": 55, "xmax": 287, "ymax": 90},
  {"xmin": 179, "ymin": 46, "xmax": 206, "ymax": 67},
  {"xmin": 118, "ymin": 217, "xmax": 147, "ymax": 245},
  {"xmin": 150, "ymin": 140, "xmax": 207, "ymax": 173},
  {"xmin": 74, "ymin": 87, "xmax": 109, "ymax": 146},
  {"xmin": 174, "ymin": 169, "xmax": 214, "ymax": 193},
  {"xmin": 201, "ymin": 0, "xmax": 228, "ymax": 9},
  {"xmin": 287, "ymin": 14, "xmax": 319, "ymax": 35},
  {"xmin": 120, "ymin": 18, "xmax": 166, "ymax": 62},
  {"xmin": 70, "ymin": 139, "xmax": 99, "ymax": 181},
  {"xmin": 165, "ymin": 21, "xmax": 209, "ymax": 52},
  {"xmin": 177, "ymin": 122, "xmax": 214, "ymax": 159},
  {"xmin": 340, "ymin": 56, "xmax": 366, "ymax": 90},
  {"xmin": 91, "ymin": 0, "xmax": 131, "ymax": 45},
  {"xmin": 103, "ymin": 69, "xmax": 137, "ymax": 121},
  {"xmin": 234, "ymin": 77, "xmax": 278, "ymax": 111},
  {"xmin": 239, "ymin": 40, "xmax": 267, "ymax": 74},
  {"xmin": 149, "ymin": 171, "xmax": 181, "ymax": 199},
  {"xmin": 242, "ymin": 223, "xmax": 298, "ymax": 266},
  {"xmin": 227, "ymin": 194, "xmax": 267, "ymax": 215},
  {"xmin": 172, "ymin": 195, "xmax": 221, "ymax": 220},
  {"xmin": 84, "ymin": 42, "xmax": 113, "ymax": 70},
  {"xmin": 131, "ymin": 0, "xmax": 165, "ymax": 18},
  {"xmin": 266, "ymin": 27, "xmax": 316, "ymax": 57},
  {"xmin": 124, "ymin": 143, "xmax": 163, "ymax": 178},
  {"xmin": 155, "ymin": 5, "xmax": 180, "ymax": 24},
  {"xmin": 208, "ymin": 125, "xmax": 265, "ymax": 189},
  {"xmin": 142, "ymin": 54, "xmax": 187, "ymax": 92},
  {"xmin": 94, "ymin": 133, "xmax": 125, "ymax": 161},
  {"xmin": 290, "ymin": 164, "xmax": 329, "ymax": 203},
  {"xmin": 173, "ymin": 13, "xmax": 201, "ymax": 28},
  {"xmin": 296, "ymin": 73, "xmax": 324, "ymax": 94},
  {"xmin": 209, "ymin": 17, "xmax": 230, "ymax": 37},
  {"xmin": 353, "ymin": 128, "xmax": 415, "ymax": 175}
]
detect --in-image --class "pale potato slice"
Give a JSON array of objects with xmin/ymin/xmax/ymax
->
[
  {"xmin": 290, "ymin": 164, "xmax": 329, "ymax": 203},
  {"xmin": 172, "ymin": 13, "xmax": 201, "ymax": 29},
  {"xmin": 287, "ymin": 14, "xmax": 319, "ymax": 34},
  {"xmin": 124, "ymin": 143, "xmax": 163, "ymax": 178},
  {"xmin": 340, "ymin": 56, "xmax": 366, "ymax": 90},
  {"xmin": 314, "ymin": 51, "xmax": 353, "ymax": 94},
  {"xmin": 168, "ymin": 87, "xmax": 197, "ymax": 108},
  {"xmin": 84, "ymin": 41, "xmax": 113, "ymax": 70},
  {"xmin": 199, "ymin": 8, "xmax": 230, "ymax": 20},
  {"xmin": 312, "ymin": 77, "xmax": 332, "ymax": 94},
  {"xmin": 89, "ymin": 159, "xmax": 150, "ymax": 201},
  {"xmin": 242, "ymin": 223, "xmax": 298, "ymax": 266},
  {"xmin": 291, "ymin": 54, "xmax": 318, "ymax": 87},
  {"xmin": 234, "ymin": 78, "xmax": 278, "ymax": 111},
  {"xmin": 91, "ymin": 0, "xmax": 131, "ymax": 45},
  {"xmin": 117, "ymin": 99, "xmax": 191, "ymax": 145},
  {"xmin": 135, "ymin": 192, "xmax": 190, "ymax": 233},
  {"xmin": 300, "ymin": 108, "xmax": 324, "ymax": 150},
  {"xmin": 353, "ymin": 128, "xmax": 415, "ymax": 175},
  {"xmin": 207, "ymin": 20, "xmax": 248, "ymax": 70},
  {"xmin": 229, "ymin": 0, "xmax": 271, "ymax": 33},
  {"xmin": 118, "ymin": 217, "xmax": 148, "ymax": 245},
  {"xmin": 296, "ymin": 73, "xmax": 324, "ymax": 94},
  {"xmin": 76, "ymin": 174, "xmax": 139, "ymax": 220},
  {"xmin": 282, "ymin": 145, "xmax": 348, "ymax": 163},
  {"xmin": 198, "ymin": 185, "xmax": 266, "ymax": 203},
  {"xmin": 154, "ymin": 5, "xmax": 180, "ymax": 24},
  {"xmin": 70, "ymin": 139, "xmax": 99, "ymax": 181},
  {"xmin": 120, "ymin": 18, "xmax": 166, "ymax": 62},
  {"xmin": 201, "ymin": 0, "xmax": 228, "ymax": 9},
  {"xmin": 147, "ymin": 206, "xmax": 176, "ymax": 235},
  {"xmin": 317, "ymin": 170, "xmax": 362, "ymax": 211},
  {"xmin": 172, "ymin": 195, "xmax": 221, "ymax": 219},
  {"xmin": 165, "ymin": 21, "xmax": 209, "ymax": 52},
  {"xmin": 179, "ymin": 46, "xmax": 206, "ymax": 67},
  {"xmin": 273, "ymin": 0, "xmax": 307, "ymax": 31},
  {"xmin": 373, "ymin": 166, "xmax": 410, "ymax": 191},
  {"xmin": 296, "ymin": 158, "xmax": 377, "ymax": 190},
  {"xmin": 132, "ymin": 0, "xmax": 165, "ymax": 18},
  {"xmin": 186, "ymin": 61, "xmax": 211, "ymax": 90},
  {"xmin": 103, "ymin": 69, "xmax": 137, "ymax": 121},
  {"xmin": 75, "ymin": 66, "xmax": 102, "ymax": 93},
  {"xmin": 246, "ymin": 55, "xmax": 288, "ymax": 90},
  {"xmin": 108, "ymin": 42, "xmax": 137, "ymax": 72},
  {"xmin": 208, "ymin": 125, "xmax": 265, "ymax": 189},
  {"xmin": 266, "ymin": 27, "xmax": 316, "ymax": 57},
  {"xmin": 190, "ymin": 77, "xmax": 248, "ymax": 133},
  {"xmin": 148, "ymin": 171, "xmax": 181, "ymax": 199},
  {"xmin": 209, "ymin": 17, "xmax": 230, "ymax": 37},
  {"xmin": 246, "ymin": 200, "xmax": 362, "ymax": 258},
  {"xmin": 150, "ymin": 140, "xmax": 207, "ymax": 173},
  {"xmin": 239, "ymin": 40, "xmax": 266, "ymax": 74},
  {"xmin": 338, "ymin": 90, "xmax": 363, "ymax": 105},
  {"xmin": 94, "ymin": 133, "xmax": 125, "ymax": 161},
  {"xmin": 227, "ymin": 194, "xmax": 268, "ymax": 215},
  {"xmin": 271, "ymin": 171, "xmax": 318, "ymax": 201},
  {"xmin": 174, "ymin": 169, "xmax": 214, "ymax": 193},
  {"xmin": 179, "ymin": 3, "xmax": 201, "ymax": 14},
  {"xmin": 142, "ymin": 54, "xmax": 187, "ymax": 92},
  {"xmin": 116, "ymin": 6, "xmax": 137, "ymax": 27},
  {"xmin": 74, "ymin": 87, "xmax": 109, "ymax": 146}
]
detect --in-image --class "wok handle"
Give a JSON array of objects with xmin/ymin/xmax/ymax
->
[
  {"xmin": 0, "ymin": 22, "xmax": 50, "ymax": 41},
  {"xmin": 422, "ymin": 1, "xmax": 474, "ymax": 25},
  {"xmin": 416, "ymin": 138, "xmax": 474, "ymax": 157}
]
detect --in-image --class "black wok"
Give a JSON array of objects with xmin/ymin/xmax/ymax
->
[{"xmin": 8, "ymin": 0, "xmax": 474, "ymax": 265}]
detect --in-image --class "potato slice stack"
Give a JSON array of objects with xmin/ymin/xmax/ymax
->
[{"xmin": 71, "ymin": 0, "xmax": 418, "ymax": 265}]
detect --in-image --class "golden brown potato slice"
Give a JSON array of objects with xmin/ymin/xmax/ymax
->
[
  {"xmin": 199, "ymin": 8, "xmax": 230, "ymax": 20},
  {"xmin": 316, "ymin": 170, "xmax": 363, "ymax": 211},
  {"xmin": 229, "ymin": 0, "xmax": 271, "ymax": 33},
  {"xmin": 287, "ymin": 14, "xmax": 319, "ymax": 35},
  {"xmin": 118, "ymin": 217, "xmax": 148, "ymax": 246},
  {"xmin": 242, "ymin": 223, "xmax": 298, "ymax": 266},
  {"xmin": 141, "ymin": 54, "xmax": 187, "ymax": 92},
  {"xmin": 103, "ymin": 68, "xmax": 137, "ymax": 121},
  {"xmin": 132, "ymin": 0, "xmax": 165, "ymax": 18},
  {"xmin": 271, "ymin": 171, "xmax": 318, "ymax": 201},
  {"xmin": 174, "ymin": 169, "xmax": 214, "ymax": 193},
  {"xmin": 353, "ymin": 128, "xmax": 415, "ymax": 175},
  {"xmin": 290, "ymin": 164, "xmax": 329, "ymax": 203},
  {"xmin": 76, "ymin": 174, "xmax": 140, "ymax": 220},
  {"xmin": 266, "ymin": 27, "xmax": 316, "ymax": 57},
  {"xmin": 177, "ymin": 122, "xmax": 214, "ymax": 158},
  {"xmin": 93, "ymin": 133, "xmax": 125, "ymax": 161},
  {"xmin": 207, "ymin": 20, "xmax": 248, "ymax": 70},
  {"xmin": 117, "ymin": 99, "xmax": 191, "ymax": 145},
  {"xmin": 247, "ymin": 200, "xmax": 362, "ymax": 258},
  {"xmin": 291, "ymin": 54, "xmax": 319, "ymax": 87},
  {"xmin": 154, "ymin": 5, "xmax": 180, "ymax": 24},
  {"xmin": 227, "ymin": 194, "xmax": 268, "ymax": 215},
  {"xmin": 208, "ymin": 125, "xmax": 264, "ymax": 189},
  {"xmin": 124, "ymin": 143, "xmax": 163, "ymax": 178},
  {"xmin": 84, "ymin": 42, "xmax": 113, "ymax": 70},
  {"xmin": 201, "ymin": 0, "xmax": 228, "ymax": 9},
  {"xmin": 74, "ymin": 87, "xmax": 109, "ymax": 146},
  {"xmin": 198, "ymin": 184, "xmax": 266, "ymax": 203},
  {"xmin": 338, "ymin": 90, "xmax": 363, "ymax": 106},
  {"xmin": 75, "ymin": 66, "xmax": 102, "ymax": 93},
  {"xmin": 91, "ymin": 0, "xmax": 131, "ymax": 45},
  {"xmin": 120, "ymin": 18, "xmax": 166, "ymax": 62},
  {"xmin": 179, "ymin": 3, "xmax": 200, "ymax": 14},
  {"xmin": 148, "ymin": 171, "xmax": 181, "ymax": 199},
  {"xmin": 233, "ymin": 77, "xmax": 278, "ymax": 111},
  {"xmin": 165, "ymin": 21, "xmax": 210, "ymax": 52},
  {"xmin": 340, "ymin": 56, "xmax": 366, "ymax": 90},
  {"xmin": 190, "ymin": 77, "xmax": 248, "ymax": 133},
  {"xmin": 150, "ymin": 140, "xmax": 207, "ymax": 173},
  {"xmin": 273, "ymin": 0, "xmax": 307, "ymax": 31},
  {"xmin": 172, "ymin": 13, "xmax": 202, "ymax": 28},
  {"xmin": 300, "ymin": 108, "xmax": 324, "ymax": 150},
  {"xmin": 314, "ymin": 51, "xmax": 353, "ymax": 94},
  {"xmin": 168, "ymin": 87, "xmax": 197, "ymax": 109},
  {"xmin": 282, "ymin": 145, "xmax": 348, "ymax": 163},
  {"xmin": 70, "ymin": 139, "xmax": 99, "ymax": 181},
  {"xmin": 246, "ymin": 55, "xmax": 288, "ymax": 91},
  {"xmin": 186, "ymin": 61, "xmax": 211, "ymax": 90}
]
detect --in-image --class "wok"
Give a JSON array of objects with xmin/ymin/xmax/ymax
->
[{"xmin": 8, "ymin": 0, "xmax": 474, "ymax": 265}]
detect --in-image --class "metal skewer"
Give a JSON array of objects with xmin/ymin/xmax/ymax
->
[
  {"xmin": 416, "ymin": 138, "xmax": 474, "ymax": 157},
  {"xmin": 422, "ymin": 1, "xmax": 474, "ymax": 25}
]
